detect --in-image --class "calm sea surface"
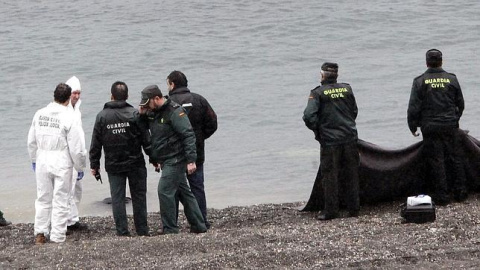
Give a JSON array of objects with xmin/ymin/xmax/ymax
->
[{"xmin": 1, "ymin": 0, "xmax": 479, "ymax": 222}]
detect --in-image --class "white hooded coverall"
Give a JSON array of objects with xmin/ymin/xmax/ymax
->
[
  {"xmin": 28, "ymin": 102, "xmax": 86, "ymax": 243},
  {"xmin": 66, "ymin": 75, "xmax": 85, "ymax": 226}
]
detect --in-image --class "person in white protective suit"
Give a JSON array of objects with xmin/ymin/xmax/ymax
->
[
  {"xmin": 65, "ymin": 76, "xmax": 88, "ymax": 231},
  {"xmin": 28, "ymin": 83, "xmax": 86, "ymax": 244}
]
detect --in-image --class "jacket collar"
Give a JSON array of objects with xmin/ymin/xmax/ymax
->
[
  {"xmin": 321, "ymin": 79, "xmax": 337, "ymax": 85},
  {"xmin": 153, "ymin": 97, "xmax": 171, "ymax": 112},
  {"xmin": 426, "ymin": 67, "xmax": 445, "ymax": 73},
  {"xmin": 169, "ymin": 86, "xmax": 191, "ymax": 95},
  {"xmin": 103, "ymin": 100, "xmax": 131, "ymax": 109},
  {"xmin": 48, "ymin": 101, "xmax": 69, "ymax": 111}
]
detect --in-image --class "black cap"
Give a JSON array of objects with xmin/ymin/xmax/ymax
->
[
  {"xmin": 426, "ymin": 49, "xmax": 442, "ymax": 61},
  {"xmin": 321, "ymin": 62, "xmax": 339, "ymax": 73},
  {"xmin": 140, "ymin": 85, "xmax": 163, "ymax": 106}
]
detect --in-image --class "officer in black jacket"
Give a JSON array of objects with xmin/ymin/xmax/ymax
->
[
  {"xmin": 89, "ymin": 81, "xmax": 150, "ymax": 236},
  {"xmin": 139, "ymin": 85, "xmax": 206, "ymax": 234},
  {"xmin": 167, "ymin": 70, "xmax": 217, "ymax": 228},
  {"xmin": 303, "ymin": 62, "xmax": 360, "ymax": 220},
  {"xmin": 408, "ymin": 49, "xmax": 467, "ymax": 204}
]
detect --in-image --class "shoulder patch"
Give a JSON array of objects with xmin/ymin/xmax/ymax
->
[{"xmin": 179, "ymin": 112, "xmax": 186, "ymax": 117}]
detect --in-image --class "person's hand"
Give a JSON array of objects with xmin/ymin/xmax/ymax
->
[
  {"xmin": 411, "ymin": 127, "xmax": 419, "ymax": 137},
  {"xmin": 187, "ymin": 162, "xmax": 197, "ymax": 175},
  {"xmin": 152, "ymin": 163, "xmax": 161, "ymax": 173},
  {"xmin": 32, "ymin": 163, "xmax": 36, "ymax": 172},
  {"xmin": 77, "ymin": 171, "xmax": 84, "ymax": 180},
  {"xmin": 139, "ymin": 106, "xmax": 149, "ymax": 115},
  {"xmin": 91, "ymin": 169, "xmax": 102, "ymax": 183}
]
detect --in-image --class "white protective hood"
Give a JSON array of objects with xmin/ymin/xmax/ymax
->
[{"xmin": 66, "ymin": 76, "xmax": 81, "ymax": 92}]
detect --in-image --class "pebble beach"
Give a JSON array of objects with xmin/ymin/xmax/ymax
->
[{"xmin": 1, "ymin": 194, "xmax": 480, "ymax": 269}]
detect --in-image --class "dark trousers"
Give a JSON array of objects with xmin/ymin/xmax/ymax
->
[
  {"xmin": 320, "ymin": 141, "xmax": 360, "ymax": 215},
  {"xmin": 186, "ymin": 164, "xmax": 209, "ymax": 226},
  {"xmin": 107, "ymin": 167, "xmax": 148, "ymax": 236},
  {"xmin": 422, "ymin": 127, "xmax": 467, "ymax": 202},
  {"xmin": 159, "ymin": 161, "xmax": 206, "ymax": 234}
]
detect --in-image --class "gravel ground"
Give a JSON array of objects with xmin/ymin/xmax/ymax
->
[{"xmin": 1, "ymin": 194, "xmax": 480, "ymax": 269}]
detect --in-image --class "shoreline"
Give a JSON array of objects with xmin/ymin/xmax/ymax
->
[{"xmin": 1, "ymin": 194, "xmax": 480, "ymax": 269}]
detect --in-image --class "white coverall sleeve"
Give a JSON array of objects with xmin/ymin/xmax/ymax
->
[
  {"xmin": 27, "ymin": 114, "xmax": 38, "ymax": 162},
  {"xmin": 67, "ymin": 123, "xmax": 87, "ymax": 172}
]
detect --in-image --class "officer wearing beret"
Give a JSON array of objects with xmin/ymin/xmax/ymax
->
[
  {"xmin": 303, "ymin": 62, "xmax": 360, "ymax": 220},
  {"xmin": 139, "ymin": 85, "xmax": 207, "ymax": 234},
  {"xmin": 407, "ymin": 49, "xmax": 467, "ymax": 204}
]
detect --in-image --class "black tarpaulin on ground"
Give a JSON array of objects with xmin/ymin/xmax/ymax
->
[{"xmin": 301, "ymin": 129, "xmax": 480, "ymax": 212}]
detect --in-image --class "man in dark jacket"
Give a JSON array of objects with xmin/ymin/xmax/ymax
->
[
  {"xmin": 89, "ymin": 81, "xmax": 150, "ymax": 236},
  {"xmin": 139, "ymin": 85, "xmax": 207, "ymax": 234},
  {"xmin": 407, "ymin": 49, "xmax": 467, "ymax": 204},
  {"xmin": 167, "ymin": 70, "xmax": 217, "ymax": 228},
  {"xmin": 303, "ymin": 62, "xmax": 360, "ymax": 220}
]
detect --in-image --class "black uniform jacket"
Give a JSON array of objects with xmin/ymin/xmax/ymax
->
[
  {"xmin": 141, "ymin": 98, "xmax": 197, "ymax": 165},
  {"xmin": 168, "ymin": 86, "xmax": 217, "ymax": 164},
  {"xmin": 407, "ymin": 67, "xmax": 464, "ymax": 134},
  {"xmin": 303, "ymin": 80, "xmax": 358, "ymax": 146},
  {"xmin": 89, "ymin": 100, "xmax": 150, "ymax": 173}
]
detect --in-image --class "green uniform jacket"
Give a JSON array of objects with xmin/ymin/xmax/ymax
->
[
  {"xmin": 303, "ymin": 81, "xmax": 358, "ymax": 146},
  {"xmin": 142, "ymin": 98, "xmax": 197, "ymax": 164},
  {"xmin": 407, "ymin": 67, "xmax": 464, "ymax": 134}
]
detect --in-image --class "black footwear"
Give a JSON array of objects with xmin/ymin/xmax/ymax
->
[
  {"xmin": 434, "ymin": 192, "xmax": 452, "ymax": 206},
  {"xmin": 434, "ymin": 198, "xmax": 450, "ymax": 206},
  {"xmin": 157, "ymin": 228, "xmax": 179, "ymax": 235},
  {"xmin": 347, "ymin": 210, "xmax": 360, "ymax": 218},
  {"xmin": 0, "ymin": 217, "xmax": 11, "ymax": 226},
  {"xmin": 190, "ymin": 228, "xmax": 207, "ymax": 234},
  {"xmin": 67, "ymin": 222, "xmax": 88, "ymax": 231},
  {"xmin": 454, "ymin": 191, "xmax": 468, "ymax": 202},
  {"xmin": 316, "ymin": 212, "xmax": 338, "ymax": 221},
  {"xmin": 0, "ymin": 211, "xmax": 11, "ymax": 226},
  {"xmin": 117, "ymin": 232, "xmax": 131, "ymax": 237}
]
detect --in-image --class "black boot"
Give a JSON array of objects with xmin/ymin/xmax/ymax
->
[
  {"xmin": 347, "ymin": 210, "xmax": 360, "ymax": 218},
  {"xmin": 0, "ymin": 212, "xmax": 12, "ymax": 226},
  {"xmin": 454, "ymin": 191, "xmax": 468, "ymax": 202},
  {"xmin": 316, "ymin": 211, "xmax": 338, "ymax": 221}
]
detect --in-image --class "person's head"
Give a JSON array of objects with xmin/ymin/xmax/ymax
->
[
  {"xmin": 54, "ymin": 83, "xmax": 72, "ymax": 105},
  {"xmin": 111, "ymin": 81, "xmax": 129, "ymax": 101},
  {"xmin": 426, "ymin": 49, "xmax": 442, "ymax": 68},
  {"xmin": 65, "ymin": 76, "xmax": 81, "ymax": 107},
  {"xmin": 166, "ymin": 70, "xmax": 188, "ymax": 91},
  {"xmin": 139, "ymin": 85, "xmax": 164, "ymax": 109},
  {"xmin": 320, "ymin": 62, "xmax": 339, "ymax": 83}
]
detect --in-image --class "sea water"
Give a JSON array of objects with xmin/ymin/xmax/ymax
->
[{"xmin": 1, "ymin": 0, "xmax": 479, "ymax": 222}]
